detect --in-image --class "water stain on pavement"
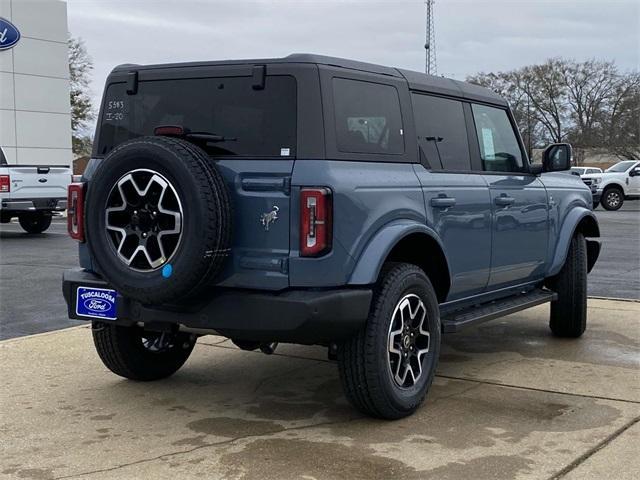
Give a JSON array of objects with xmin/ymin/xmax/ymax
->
[
  {"xmin": 327, "ymin": 384, "xmax": 623, "ymax": 450},
  {"xmin": 422, "ymin": 455, "xmax": 534, "ymax": 479},
  {"xmin": 89, "ymin": 413, "xmax": 115, "ymax": 421},
  {"xmin": 219, "ymin": 438, "xmax": 426, "ymax": 480},
  {"xmin": 187, "ymin": 417, "xmax": 284, "ymax": 438},
  {"xmin": 441, "ymin": 319, "xmax": 639, "ymax": 368}
]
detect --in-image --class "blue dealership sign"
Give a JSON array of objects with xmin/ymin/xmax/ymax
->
[
  {"xmin": 76, "ymin": 286, "xmax": 118, "ymax": 320},
  {"xmin": 0, "ymin": 17, "xmax": 20, "ymax": 51}
]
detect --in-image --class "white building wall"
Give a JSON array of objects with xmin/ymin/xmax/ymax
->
[{"xmin": 0, "ymin": 0, "xmax": 71, "ymax": 166}]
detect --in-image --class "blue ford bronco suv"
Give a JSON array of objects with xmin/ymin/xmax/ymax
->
[{"xmin": 62, "ymin": 54, "xmax": 600, "ymax": 419}]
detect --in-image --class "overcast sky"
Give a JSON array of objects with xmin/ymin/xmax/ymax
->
[{"xmin": 67, "ymin": 0, "xmax": 639, "ymax": 109}]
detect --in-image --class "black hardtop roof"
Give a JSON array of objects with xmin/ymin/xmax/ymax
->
[{"xmin": 112, "ymin": 53, "xmax": 506, "ymax": 106}]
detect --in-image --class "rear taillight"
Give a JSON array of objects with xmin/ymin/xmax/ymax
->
[
  {"xmin": 300, "ymin": 187, "xmax": 332, "ymax": 257},
  {"xmin": 0, "ymin": 175, "xmax": 9, "ymax": 193},
  {"xmin": 67, "ymin": 182, "xmax": 86, "ymax": 241}
]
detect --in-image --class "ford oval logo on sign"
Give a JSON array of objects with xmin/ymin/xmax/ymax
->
[{"xmin": 0, "ymin": 17, "xmax": 20, "ymax": 51}]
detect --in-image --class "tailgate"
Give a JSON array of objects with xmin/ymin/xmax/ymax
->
[
  {"xmin": 6, "ymin": 166, "xmax": 70, "ymax": 199},
  {"xmin": 213, "ymin": 159, "xmax": 293, "ymax": 290}
]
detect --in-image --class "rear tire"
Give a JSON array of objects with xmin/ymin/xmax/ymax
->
[
  {"xmin": 546, "ymin": 232, "xmax": 587, "ymax": 338},
  {"xmin": 92, "ymin": 323, "xmax": 196, "ymax": 381},
  {"xmin": 602, "ymin": 187, "xmax": 624, "ymax": 210},
  {"xmin": 338, "ymin": 263, "xmax": 441, "ymax": 419},
  {"xmin": 19, "ymin": 212, "xmax": 52, "ymax": 234},
  {"xmin": 592, "ymin": 200, "xmax": 600, "ymax": 210}
]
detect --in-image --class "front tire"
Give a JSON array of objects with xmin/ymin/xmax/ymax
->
[
  {"xmin": 92, "ymin": 323, "xmax": 196, "ymax": 381},
  {"xmin": 602, "ymin": 187, "xmax": 624, "ymax": 210},
  {"xmin": 338, "ymin": 263, "xmax": 441, "ymax": 419},
  {"xmin": 546, "ymin": 232, "xmax": 587, "ymax": 338},
  {"xmin": 19, "ymin": 212, "xmax": 52, "ymax": 233}
]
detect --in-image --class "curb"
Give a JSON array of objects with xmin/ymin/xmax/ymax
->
[
  {"xmin": 588, "ymin": 296, "xmax": 640, "ymax": 303},
  {"xmin": 0, "ymin": 325, "xmax": 88, "ymax": 344}
]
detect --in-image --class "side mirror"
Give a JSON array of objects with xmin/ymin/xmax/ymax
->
[
  {"xmin": 629, "ymin": 167, "xmax": 640, "ymax": 177},
  {"xmin": 542, "ymin": 143, "xmax": 572, "ymax": 172}
]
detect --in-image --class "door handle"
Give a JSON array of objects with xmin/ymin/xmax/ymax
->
[
  {"xmin": 431, "ymin": 196, "xmax": 456, "ymax": 208},
  {"xmin": 495, "ymin": 195, "xmax": 515, "ymax": 207}
]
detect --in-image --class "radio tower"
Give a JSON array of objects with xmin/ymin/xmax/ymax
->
[{"xmin": 424, "ymin": 0, "xmax": 437, "ymax": 75}]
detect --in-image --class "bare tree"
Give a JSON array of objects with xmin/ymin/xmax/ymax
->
[
  {"xmin": 602, "ymin": 72, "xmax": 640, "ymax": 159},
  {"xmin": 69, "ymin": 36, "xmax": 94, "ymax": 157},
  {"xmin": 518, "ymin": 59, "xmax": 569, "ymax": 145},
  {"xmin": 468, "ymin": 58, "xmax": 639, "ymax": 163}
]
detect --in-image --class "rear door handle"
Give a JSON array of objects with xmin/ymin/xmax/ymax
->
[
  {"xmin": 431, "ymin": 196, "xmax": 456, "ymax": 208},
  {"xmin": 495, "ymin": 195, "xmax": 515, "ymax": 206}
]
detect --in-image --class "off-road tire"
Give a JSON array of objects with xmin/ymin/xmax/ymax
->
[
  {"xmin": 602, "ymin": 186, "xmax": 624, "ymax": 211},
  {"xmin": 18, "ymin": 212, "xmax": 52, "ymax": 234},
  {"xmin": 547, "ymin": 232, "xmax": 587, "ymax": 337},
  {"xmin": 85, "ymin": 136, "xmax": 232, "ymax": 304},
  {"xmin": 92, "ymin": 322, "xmax": 196, "ymax": 381},
  {"xmin": 338, "ymin": 263, "xmax": 441, "ymax": 419}
]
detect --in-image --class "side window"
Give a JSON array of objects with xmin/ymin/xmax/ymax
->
[
  {"xmin": 412, "ymin": 93, "xmax": 470, "ymax": 170},
  {"xmin": 471, "ymin": 104, "xmax": 524, "ymax": 173},
  {"xmin": 0, "ymin": 147, "xmax": 6, "ymax": 165},
  {"xmin": 332, "ymin": 78, "xmax": 404, "ymax": 155}
]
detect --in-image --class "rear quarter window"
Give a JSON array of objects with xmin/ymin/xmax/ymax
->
[
  {"xmin": 97, "ymin": 75, "xmax": 297, "ymax": 158},
  {"xmin": 332, "ymin": 78, "xmax": 404, "ymax": 155},
  {"xmin": 411, "ymin": 93, "xmax": 470, "ymax": 170}
]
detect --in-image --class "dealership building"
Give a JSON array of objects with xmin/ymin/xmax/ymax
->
[{"xmin": 0, "ymin": 0, "xmax": 71, "ymax": 166}]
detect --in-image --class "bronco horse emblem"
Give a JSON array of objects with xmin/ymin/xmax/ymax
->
[{"xmin": 260, "ymin": 206, "xmax": 280, "ymax": 231}]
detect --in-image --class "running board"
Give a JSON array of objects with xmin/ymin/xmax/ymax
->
[{"xmin": 441, "ymin": 289, "xmax": 557, "ymax": 333}]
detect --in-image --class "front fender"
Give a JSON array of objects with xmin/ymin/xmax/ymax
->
[
  {"xmin": 548, "ymin": 207, "xmax": 600, "ymax": 277},
  {"xmin": 348, "ymin": 221, "xmax": 446, "ymax": 285}
]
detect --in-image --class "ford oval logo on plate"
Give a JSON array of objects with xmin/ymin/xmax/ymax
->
[
  {"xmin": 76, "ymin": 286, "xmax": 118, "ymax": 320},
  {"xmin": 0, "ymin": 17, "xmax": 21, "ymax": 51}
]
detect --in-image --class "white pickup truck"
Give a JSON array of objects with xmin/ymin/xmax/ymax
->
[
  {"xmin": 582, "ymin": 160, "xmax": 640, "ymax": 210},
  {"xmin": 0, "ymin": 146, "xmax": 71, "ymax": 233}
]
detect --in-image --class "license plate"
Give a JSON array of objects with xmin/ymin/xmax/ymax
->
[{"xmin": 76, "ymin": 286, "xmax": 118, "ymax": 320}]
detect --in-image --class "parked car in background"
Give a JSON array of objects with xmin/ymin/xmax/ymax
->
[
  {"xmin": 582, "ymin": 160, "xmax": 640, "ymax": 210},
  {"xmin": 571, "ymin": 168, "xmax": 602, "ymax": 209},
  {"xmin": 571, "ymin": 167, "xmax": 603, "ymax": 176},
  {"xmin": 0, "ymin": 146, "xmax": 71, "ymax": 233}
]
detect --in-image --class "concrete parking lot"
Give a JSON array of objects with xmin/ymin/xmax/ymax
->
[
  {"xmin": 1, "ymin": 299, "xmax": 639, "ymax": 479},
  {"xmin": 0, "ymin": 205, "xmax": 638, "ymax": 479}
]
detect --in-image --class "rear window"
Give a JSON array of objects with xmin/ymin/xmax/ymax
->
[
  {"xmin": 0, "ymin": 147, "xmax": 6, "ymax": 165},
  {"xmin": 332, "ymin": 78, "xmax": 404, "ymax": 155},
  {"xmin": 97, "ymin": 76, "xmax": 297, "ymax": 158}
]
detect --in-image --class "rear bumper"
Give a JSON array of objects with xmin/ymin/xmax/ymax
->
[
  {"xmin": 62, "ymin": 268, "xmax": 372, "ymax": 344},
  {"xmin": 1, "ymin": 197, "xmax": 67, "ymax": 212}
]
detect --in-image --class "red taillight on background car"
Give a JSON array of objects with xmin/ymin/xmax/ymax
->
[
  {"xmin": 0, "ymin": 175, "xmax": 10, "ymax": 193},
  {"xmin": 67, "ymin": 183, "xmax": 86, "ymax": 241},
  {"xmin": 300, "ymin": 187, "xmax": 332, "ymax": 257}
]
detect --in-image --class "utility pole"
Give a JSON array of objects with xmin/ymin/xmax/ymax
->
[{"xmin": 425, "ymin": 0, "xmax": 437, "ymax": 75}]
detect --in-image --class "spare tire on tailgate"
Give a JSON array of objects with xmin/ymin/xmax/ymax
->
[{"xmin": 85, "ymin": 136, "xmax": 232, "ymax": 304}]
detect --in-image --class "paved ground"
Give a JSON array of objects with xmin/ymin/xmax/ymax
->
[
  {"xmin": 588, "ymin": 202, "xmax": 640, "ymax": 299},
  {"xmin": 1, "ymin": 203, "xmax": 638, "ymax": 340},
  {"xmin": 1, "ymin": 298, "xmax": 638, "ymax": 480},
  {"xmin": 0, "ymin": 218, "xmax": 78, "ymax": 340}
]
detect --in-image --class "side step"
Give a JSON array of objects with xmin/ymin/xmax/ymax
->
[{"xmin": 441, "ymin": 289, "xmax": 557, "ymax": 333}]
